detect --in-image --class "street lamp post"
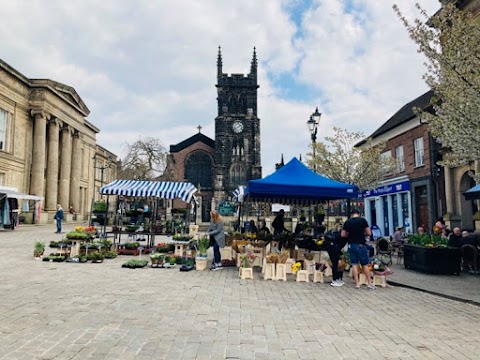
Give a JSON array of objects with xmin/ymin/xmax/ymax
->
[
  {"xmin": 93, "ymin": 154, "xmax": 113, "ymax": 195},
  {"xmin": 307, "ymin": 107, "xmax": 322, "ymax": 171}
]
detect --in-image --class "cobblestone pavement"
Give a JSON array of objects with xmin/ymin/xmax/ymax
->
[{"xmin": 1, "ymin": 224, "xmax": 480, "ymax": 360}]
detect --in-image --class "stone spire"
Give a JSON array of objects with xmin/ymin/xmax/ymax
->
[
  {"xmin": 250, "ymin": 46, "xmax": 257, "ymax": 78},
  {"xmin": 217, "ymin": 46, "xmax": 223, "ymax": 80}
]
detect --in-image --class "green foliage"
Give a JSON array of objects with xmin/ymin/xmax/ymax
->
[
  {"xmin": 407, "ymin": 234, "xmax": 447, "ymax": 247},
  {"xmin": 124, "ymin": 242, "xmax": 140, "ymax": 249},
  {"xmin": 87, "ymin": 252, "xmax": 105, "ymax": 261},
  {"xmin": 197, "ymin": 237, "xmax": 210, "ymax": 256},
  {"xmin": 42, "ymin": 254, "xmax": 66, "ymax": 262},
  {"xmin": 102, "ymin": 251, "xmax": 118, "ymax": 259},
  {"xmin": 122, "ymin": 259, "xmax": 149, "ymax": 268},
  {"xmin": 93, "ymin": 200, "xmax": 107, "ymax": 212},
  {"xmin": 34, "ymin": 241, "xmax": 45, "ymax": 256},
  {"xmin": 274, "ymin": 232, "xmax": 296, "ymax": 250},
  {"xmin": 66, "ymin": 231, "xmax": 87, "ymax": 240},
  {"xmin": 307, "ymin": 127, "xmax": 396, "ymax": 191},
  {"xmin": 172, "ymin": 234, "xmax": 191, "ymax": 242}
]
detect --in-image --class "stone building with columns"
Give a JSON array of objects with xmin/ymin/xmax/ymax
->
[{"xmin": 0, "ymin": 58, "xmax": 117, "ymax": 223}]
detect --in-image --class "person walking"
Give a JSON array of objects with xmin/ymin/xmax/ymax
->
[
  {"xmin": 341, "ymin": 209, "xmax": 374, "ymax": 289},
  {"xmin": 208, "ymin": 210, "xmax": 225, "ymax": 271},
  {"xmin": 54, "ymin": 204, "xmax": 64, "ymax": 233}
]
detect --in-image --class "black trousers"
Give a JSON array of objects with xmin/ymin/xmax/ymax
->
[{"xmin": 326, "ymin": 243, "xmax": 342, "ymax": 281}]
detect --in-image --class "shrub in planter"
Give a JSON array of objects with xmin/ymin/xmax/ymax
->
[
  {"xmin": 34, "ymin": 241, "xmax": 45, "ymax": 257},
  {"xmin": 197, "ymin": 237, "xmax": 210, "ymax": 258},
  {"xmin": 66, "ymin": 231, "xmax": 88, "ymax": 240},
  {"xmin": 172, "ymin": 234, "xmax": 191, "ymax": 242},
  {"xmin": 124, "ymin": 242, "xmax": 140, "ymax": 250},
  {"xmin": 103, "ymin": 251, "xmax": 118, "ymax": 259},
  {"xmin": 126, "ymin": 225, "xmax": 139, "ymax": 232},
  {"xmin": 68, "ymin": 255, "xmax": 88, "ymax": 263},
  {"xmin": 122, "ymin": 259, "xmax": 148, "ymax": 269},
  {"xmin": 88, "ymin": 252, "xmax": 105, "ymax": 263},
  {"xmin": 156, "ymin": 243, "xmax": 174, "ymax": 253},
  {"xmin": 42, "ymin": 254, "xmax": 66, "ymax": 262}
]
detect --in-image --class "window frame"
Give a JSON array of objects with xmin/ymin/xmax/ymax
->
[
  {"xmin": 395, "ymin": 145, "xmax": 405, "ymax": 172},
  {"xmin": 414, "ymin": 137, "xmax": 425, "ymax": 167}
]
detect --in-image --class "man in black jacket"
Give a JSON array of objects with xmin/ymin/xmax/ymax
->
[{"xmin": 325, "ymin": 230, "xmax": 348, "ymax": 287}]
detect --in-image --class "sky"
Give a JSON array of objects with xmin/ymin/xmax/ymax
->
[{"xmin": 1, "ymin": 0, "xmax": 440, "ymax": 176}]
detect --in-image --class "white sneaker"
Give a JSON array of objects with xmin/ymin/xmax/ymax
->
[
  {"xmin": 336, "ymin": 280, "xmax": 345, "ymax": 285},
  {"xmin": 331, "ymin": 280, "xmax": 344, "ymax": 287}
]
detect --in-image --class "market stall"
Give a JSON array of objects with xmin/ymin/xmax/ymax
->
[
  {"xmin": 98, "ymin": 180, "xmax": 197, "ymax": 246},
  {"xmin": 0, "ymin": 186, "xmax": 44, "ymax": 229}
]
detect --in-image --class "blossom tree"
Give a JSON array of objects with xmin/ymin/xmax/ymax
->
[
  {"xmin": 307, "ymin": 127, "xmax": 396, "ymax": 191},
  {"xmin": 393, "ymin": 3, "xmax": 480, "ymax": 178}
]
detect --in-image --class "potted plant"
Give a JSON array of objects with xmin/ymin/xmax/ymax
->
[
  {"xmin": 88, "ymin": 252, "xmax": 105, "ymax": 263},
  {"xmin": 404, "ymin": 234, "xmax": 461, "ymax": 274},
  {"xmin": 121, "ymin": 259, "xmax": 148, "ymax": 269},
  {"xmin": 34, "ymin": 241, "xmax": 45, "ymax": 258}
]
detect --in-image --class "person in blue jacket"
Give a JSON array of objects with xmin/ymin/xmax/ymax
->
[{"xmin": 54, "ymin": 204, "xmax": 64, "ymax": 233}]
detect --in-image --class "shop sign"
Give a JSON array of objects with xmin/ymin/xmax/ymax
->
[
  {"xmin": 359, "ymin": 180, "xmax": 410, "ymax": 198},
  {"xmin": 218, "ymin": 202, "xmax": 236, "ymax": 216}
]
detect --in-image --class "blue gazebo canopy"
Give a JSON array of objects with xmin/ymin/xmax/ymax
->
[
  {"xmin": 464, "ymin": 184, "xmax": 480, "ymax": 200},
  {"xmin": 245, "ymin": 157, "xmax": 358, "ymax": 203}
]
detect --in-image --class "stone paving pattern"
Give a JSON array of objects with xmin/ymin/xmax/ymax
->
[{"xmin": 1, "ymin": 224, "xmax": 480, "ymax": 360}]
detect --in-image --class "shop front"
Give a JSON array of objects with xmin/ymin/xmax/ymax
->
[{"xmin": 360, "ymin": 177, "xmax": 412, "ymax": 237}]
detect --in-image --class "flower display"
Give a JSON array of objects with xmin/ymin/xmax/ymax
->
[
  {"xmin": 239, "ymin": 252, "xmax": 256, "ymax": 268},
  {"xmin": 291, "ymin": 262, "xmax": 302, "ymax": 273}
]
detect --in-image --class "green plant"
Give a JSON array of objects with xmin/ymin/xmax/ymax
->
[
  {"xmin": 123, "ymin": 242, "xmax": 140, "ymax": 250},
  {"xmin": 42, "ymin": 254, "xmax": 66, "ymax": 262},
  {"xmin": 103, "ymin": 251, "xmax": 118, "ymax": 259},
  {"xmin": 197, "ymin": 237, "xmax": 210, "ymax": 257},
  {"xmin": 93, "ymin": 200, "xmax": 107, "ymax": 212},
  {"xmin": 126, "ymin": 225, "xmax": 139, "ymax": 232},
  {"xmin": 121, "ymin": 259, "xmax": 148, "ymax": 269},
  {"xmin": 34, "ymin": 241, "xmax": 45, "ymax": 257},
  {"xmin": 172, "ymin": 234, "xmax": 191, "ymax": 242},
  {"xmin": 70, "ymin": 255, "xmax": 88, "ymax": 263},
  {"xmin": 169, "ymin": 257, "xmax": 177, "ymax": 265},
  {"xmin": 87, "ymin": 252, "xmax": 105, "ymax": 262},
  {"xmin": 66, "ymin": 231, "xmax": 87, "ymax": 240},
  {"xmin": 407, "ymin": 234, "xmax": 448, "ymax": 247}
]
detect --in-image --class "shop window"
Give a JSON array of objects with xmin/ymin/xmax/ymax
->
[
  {"xmin": 414, "ymin": 137, "xmax": 424, "ymax": 167},
  {"xmin": 395, "ymin": 145, "xmax": 405, "ymax": 172}
]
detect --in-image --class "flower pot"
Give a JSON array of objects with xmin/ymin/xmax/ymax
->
[{"xmin": 195, "ymin": 257, "xmax": 208, "ymax": 271}]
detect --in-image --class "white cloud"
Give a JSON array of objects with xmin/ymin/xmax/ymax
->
[{"xmin": 1, "ymin": 0, "xmax": 440, "ymax": 177}]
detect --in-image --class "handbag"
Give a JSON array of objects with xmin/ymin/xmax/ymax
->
[{"xmin": 209, "ymin": 235, "xmax": 216, "ymax": 247}]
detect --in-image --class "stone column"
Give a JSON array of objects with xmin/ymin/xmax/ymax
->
[
  {"xmin": 46, "ymin": 118, "xmax": 62, "ymax": 211},
  {"xmin": 69, "ymin": 131, "xmax": 82, "ymax": 213},
  {"xmin": 58, "ymin": 125, "xmax": 73, "ymax": 209},
  {"xmin": 444, "ymin": 165, "xmax": 454, "ymax": 214},
  {"xmin": 30, "ymin": 110, "xmax": 49, "ymax": 200}
]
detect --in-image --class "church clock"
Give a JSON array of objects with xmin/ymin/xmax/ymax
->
[{"xmin": 232, "ymin": 120, "xmax": 244, "ymax": 134}]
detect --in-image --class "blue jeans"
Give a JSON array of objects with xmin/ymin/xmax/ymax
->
[
  {"xmin": 348, "ymin": 243, "xmax": 369, "ymax": 266},
  {"xmin": 212, "ymin": 239, "xmax": 221, "ymax": 264},
  {"xmin": 56, "ymin": 218, "xmax": 62, "ymax": 233}
]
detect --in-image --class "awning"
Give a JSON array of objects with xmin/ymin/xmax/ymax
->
[
  {"xmin": 0, "ymin": 186, "xmax": 44, "ymax": 201},
  {"xmin": 99, "ymin": 180, "xmax": 197, "ymax": 203},
  {"xmin": 232, "ymin": 185, "xmax": 246, "ymax": 202},
  {"xmin": 464, "ymin": 184, "xmax": 480, "ymax": 200}
]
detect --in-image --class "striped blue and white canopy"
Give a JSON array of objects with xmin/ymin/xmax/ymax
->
[
  {"xmin": 99, "ymin": 180, "xmax": 197, "ymax": 202},
  {"xmin": 232, "ymin": 185, "xmax": 246, "ymax": 202}
]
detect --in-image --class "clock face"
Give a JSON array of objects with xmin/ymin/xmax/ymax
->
[{"xmin": 232, "ymin": 120, "xmax": 244, "ymax": 134}]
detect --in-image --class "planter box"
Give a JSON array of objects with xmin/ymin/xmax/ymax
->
[
  {"xmin": 118, "ymin": 248, "xmax": 139, "ymax": 256},
  {"xmin": 404, "ymin": 244, "xmax": 461, "ymax": 274}
]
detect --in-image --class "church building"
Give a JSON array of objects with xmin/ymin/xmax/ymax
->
[{"xmin": 168, "ymin": 47, "xmax": 262, "ymax": 221}]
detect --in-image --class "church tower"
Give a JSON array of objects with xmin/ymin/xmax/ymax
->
[{"xmin": 213, "ymin": 47, "xmax": 262, "ymax": 201}]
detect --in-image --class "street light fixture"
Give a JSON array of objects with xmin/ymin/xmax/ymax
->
[
  {"xmin": 93, "ymin": 154, "xmax": 113, "ymax": 190},
  {"xmin": 307, "ymin": 107, "xmax": 321, "ymax": 171}
]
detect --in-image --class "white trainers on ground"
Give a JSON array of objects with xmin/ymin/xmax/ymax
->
[
  {"xmin": 331, "ymin": 280, "xmax": 344, "ymax": 287},
  {"xmin": 367, "ymin": 284, "xmax": 376, "ymax": 290}
]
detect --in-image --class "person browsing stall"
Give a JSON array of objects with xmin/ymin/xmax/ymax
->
[
  {"xmin": 341, "ymin": 209, "xmax": 375, "ymax": 290},
  {"xmin": 208, "ymin": 210, "xmax": 225, "ymax": 271}
]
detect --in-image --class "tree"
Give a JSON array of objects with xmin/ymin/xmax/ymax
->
[
  {"xmin": 307, "ymin": 127, "xmax": 396, "ymax": 191},
  {"xmin": 118, "ymin": 137, "xmax": 171, "ymax": 180},
  {"xmin": 393, "ymin": 3, "xmax": 480, "ymax": 179}
]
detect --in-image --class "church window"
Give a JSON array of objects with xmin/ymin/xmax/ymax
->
[
  {"xmin": 185, "ymin": 151, "xmax": 213, "ymax": 189},
  {"xmin": 230, "ymin": 163, "xmax": 246, "ymax": 187}
]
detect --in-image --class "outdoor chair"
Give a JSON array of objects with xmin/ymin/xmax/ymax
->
[
  {"xmin": 460, "ymin": 244, "xmax": 478, "ymax": 275},
  {"xmin": 375, "ymin": 237, "xmax": 392, "ymax": 265}
]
